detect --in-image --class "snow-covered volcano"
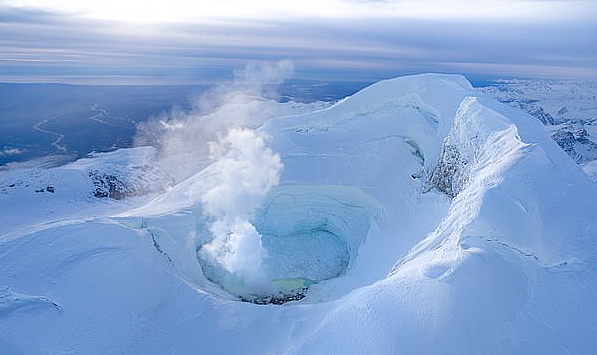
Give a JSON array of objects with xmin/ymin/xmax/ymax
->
[{"xmin": 1, "ymin": 74, "xmax": 597, "ymax": 354}]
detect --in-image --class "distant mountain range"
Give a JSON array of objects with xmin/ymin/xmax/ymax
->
[{"xmin": 479, "ymin": 78, "xmax": 597, "ymax": 182}]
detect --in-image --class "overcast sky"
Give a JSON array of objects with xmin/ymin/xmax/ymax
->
[{"xmin": 1, "ymin": 0, "xmax": 596, "ymax": 84}]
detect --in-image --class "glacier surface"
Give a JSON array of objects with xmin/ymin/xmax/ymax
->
[{"xmin": 1, "ymin": 74, "xmax": 597, "ymax": 354}]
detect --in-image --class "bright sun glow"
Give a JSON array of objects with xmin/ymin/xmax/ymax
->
[{"xmin": 4, "ymin": 0, "xmax": 595, "ymax": 23}]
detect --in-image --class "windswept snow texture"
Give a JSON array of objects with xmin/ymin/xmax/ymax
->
[{"xmin": 2, "ymin": 74, "xmax": 597, "ymax": 354}]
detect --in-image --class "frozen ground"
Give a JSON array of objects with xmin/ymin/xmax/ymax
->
[{"xmin": 1, "ymin": 74, "xmax": 597, "ymax": 354}]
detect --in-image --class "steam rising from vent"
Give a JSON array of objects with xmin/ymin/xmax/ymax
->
[
  {"xmin": 134, "ymin": 60, "xmax": 293, "ymax": 182},
  {"xmin": 200, "ymin": 128, "xmax": 282, "ymax": 288},
  {"xmin": 133, "ymin": 60, "xmax": 295, "ymax": 293}
]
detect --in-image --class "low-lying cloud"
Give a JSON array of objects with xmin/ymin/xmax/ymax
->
[{"xmin": 0, "ymin": 148, "xmax": 23, "ymax": 157}]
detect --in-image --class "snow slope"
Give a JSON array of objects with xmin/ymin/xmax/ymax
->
[
  {"xmin": 0, "ymin": 146, "xmax": 171, "ymax": 239},
  {"xmin": 1, "ymin": 74, "xmax": 597, "ymax": 354}
]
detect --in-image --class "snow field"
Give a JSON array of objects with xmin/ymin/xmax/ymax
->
[{"xmin": 2, "ymin": 74, "xmax": 597, "ymax": 354}]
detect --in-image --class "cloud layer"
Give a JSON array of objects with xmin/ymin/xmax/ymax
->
[{"xmin": 0, "ymin": 1, "xmax": 596, "ymax": 83}]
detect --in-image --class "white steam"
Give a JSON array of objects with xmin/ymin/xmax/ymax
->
[
  {"xmin": 134, "ymin": 61, "xmax": 294, "ymax": 291},
  {"xmin": 135, "ymin": 60, "xmax": 293, "ymax": 182},
  {"xmin": 200, "ymin": 128, "xmax": 282, "ymax": 287}
]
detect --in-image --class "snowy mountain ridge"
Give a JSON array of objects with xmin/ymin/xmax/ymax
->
[
  {"xmin": 1, "ymin": 74, "xmax": 596, "ymax": 354},
  {"xmin": 480, "ymin": 78, "xmax": 597, "ymax": 181}
]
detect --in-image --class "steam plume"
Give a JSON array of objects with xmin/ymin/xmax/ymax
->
[
  {"xmin": 200, "ymin": 128, "xmax": 282, "ymax": 286},
  {"xmin": 134, "ymin": 60, "xmax": 293, "ymax": 182},
  {"xmin": 135, "ymin": 61, "xmax": 292, "ymax": 291}
]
